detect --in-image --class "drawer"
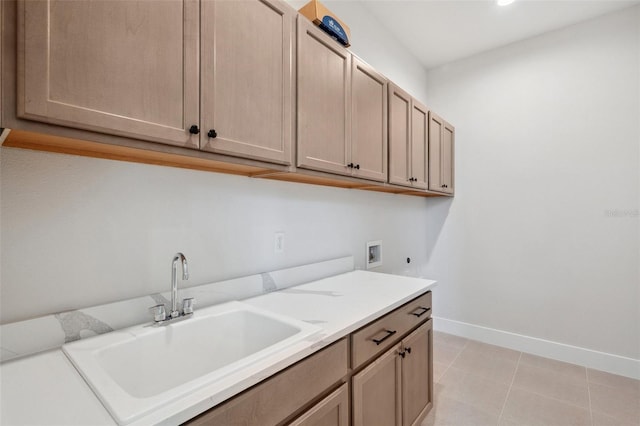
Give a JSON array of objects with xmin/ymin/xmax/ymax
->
[
  {"xmin": 351, "ymin": 291, "xmax": 431, "ymax": 369},
  {"xmin": 185, "ymin": 339, "xmax": 348, "ymax": 426}
]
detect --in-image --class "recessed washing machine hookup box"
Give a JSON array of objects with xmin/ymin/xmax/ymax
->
[{"xmin": 298, "ymin": 0, "xmax": 351, "ymax": 47}]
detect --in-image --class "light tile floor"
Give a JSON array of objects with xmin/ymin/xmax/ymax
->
[{"xmin": 422, "ymin": 332, "xmax": 640, "ymax": 426}]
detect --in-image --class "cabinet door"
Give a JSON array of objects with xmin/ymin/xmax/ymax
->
[
  {"xmin": 201, "ymin": 0, "xmax": 294, "ymax": 165},
  {"xmin": 388, "ymin": 83, "xmax": 412, "ymax": 187},
  {"xmin": 429, "ymin": 112, "xmax": 446, "ymax": 192},
  {"xmin": 297, "ymin": 16, "xmax": 351, "ymax": 175},
  {"xmin": 351, "ymin": 57, "xmax": 388, "ymax": 182},
  {"xmin": 352, "ymin": 343, "xmax": 402, "ymax": 426},
  {"xmin": 185, "ymin": 340, "xmax": 348, "ymax": 426},
  {"xmin": 401, "ymin": 320, "xmax": 433, "ymax": 426},
  {"xmin": 410, "ymin": 100, "xmax": 428, "ymax": 190},
  {"xmin": 288, "ymin": 383, "xmax": 349, "ymax": 426},
  {"xmin": 428, "ymin": 112, "xmax": 443, "ymax": 191},
  {"xmin": 18, "ymin": 0, "xmax": 199, "ymax": 148},
  {"xmin": 441, "ymin": 122, "xmax": 455, "ymax": 194}
]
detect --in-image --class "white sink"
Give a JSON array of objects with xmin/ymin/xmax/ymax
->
[{"xmin": 62, "ymin": 301, "xmax": 320, "ymax": 424}]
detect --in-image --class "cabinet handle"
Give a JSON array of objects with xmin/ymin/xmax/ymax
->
[
  {"xmin": 371, "ymin": 329, "xmax": 397, "ymax": 345},
  {"xmin": 347, "ymin": 163, "xmax": 354, "ymax": 168},
  {"xmin": 405, "ymin": 347, "xmax": 412, "ymax": 354},
  {"xmin": 409, "ymin": 306, "xmax": 430, "ymax": 318},
  {"xmin": 355, "ymin": 164, "xmax": 360, "ymax": 170},
  {"xmin": 188, "ymin": 125, "xmax": 200, "ymax": 135},
  {"xmin": 208, "ymin": 129, "xmax": 217, "ymax": 138},
  {"xmin": 399, "ymin": 350, "xmax": 406, "ymax": 358}
]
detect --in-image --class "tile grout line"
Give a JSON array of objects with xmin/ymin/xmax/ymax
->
[
  {"xmin": 436, "ymin": 338, "xmax": 469, "ymax": 385},
  {"xmin": 508, "ymin": 361, "xmax": 594, "ymax": 410},
  {"xmin": 505, "ymin": 374, "xmax": 595, "ymax": 411},
  {"xmin": 586, "ymin": 368, "xmax": 594, "ymax": 426},
  {"xmin": 497, "ymin": 350, "xmax": 522, "ymax": 425}
]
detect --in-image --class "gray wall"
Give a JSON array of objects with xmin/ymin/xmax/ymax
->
[{"xmin": 423, "ymin": 6, "xmax": 640, "ymax": 360}]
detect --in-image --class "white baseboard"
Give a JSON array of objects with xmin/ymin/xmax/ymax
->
[{"xmin": 433, "ymin": 316, "xmax": 640, "ymax": 380}]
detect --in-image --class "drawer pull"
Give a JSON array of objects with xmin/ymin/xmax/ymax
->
[
  {"xmin": 409, "ymin": 306, "xmax": 430, "ymax": 318},
  {"xmin": 371, "ymin": 329, "xmax": 397, "ymax": 345}
]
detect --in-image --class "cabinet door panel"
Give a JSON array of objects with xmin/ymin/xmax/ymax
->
[
  {"xmin": 442, "ymin": 122, "xmax": 455, "ymax": 194},
  {"xmin": 428, "ymin": 112, "xmax": 444, "ymax": 192},
  {"xmin": 351, "ymin": 57, "xmax": 387, "ymax": 182},
  {"xmin": 297, "ymin": 17, "xmax": 351, "ymax": 175},
  {"xmin": 186, "ymin": 340, "xmax": 348, "ymax": 426},
  {"xmin": 428, "ymin": 112, "xmax": 455, "ymax": 194},
  {"xmin": 402, "ymin": 320, "xmax": 433, "ymax": 426},
  {"xmin": 410, "ymin": 100, "xmax": 428, "ymax": 190},
  {"xmin": 353, "ymin": 343, "xmax": 402, "ymax": 426},
  {"xmin": 388, "ymin": 84, "xmax": 411, "ymax": 187},
  {"xmin": 18, "ymin": 0, "xmax": 199, "ymax": 148},
  {"xmin": 288, "ymin": 383, "xmax": 349, "ymax": 426},
  {"xmin": 201, "ymin": 0, "xmax": 293, "ymax": 165}
]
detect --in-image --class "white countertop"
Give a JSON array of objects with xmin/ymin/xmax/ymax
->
[{"xmin": 0, "ymin": 270, "xmax": 436, "ymax": 426}]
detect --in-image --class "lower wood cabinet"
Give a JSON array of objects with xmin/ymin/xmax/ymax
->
[
  {"xmin": 288, "ymin": 383, "xmax": 350, "ymax": 426},
  {"xmin": 352, "ymin": 319, "xmax": 433, "ymax": 426},
  {"xmin": 352, "ymin": 342, "xmax": 403, "ymax": 426},
  {"xmin": 401, "ymin": 320, "xmax": 434, "ymax": 426},
  {"xmin": 184, "ymin": 339, "xmax": 348, "ymax": 426},
  {"xmin": 184, "ymin": 292, "xmax": 433, "ymax": 426}
]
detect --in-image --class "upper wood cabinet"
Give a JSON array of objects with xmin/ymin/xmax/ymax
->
[
  {"xmin": 17, "ymin": 0, "xmax": 200, "ymax": 148},
  {"xmin": 410, "ymin": 100, "xmax": 429, "ymax": 190},
  {"xmin": 200, "ymin": 0, "xmax": 294, "ymax": 165},
  {"xmin": 10, "ymin": 0, "xmax": 454, "ymax": 196},
  {"xmin": 351, "ymin": 57, "xmax": 388, "ymax": 182},
  {"xmin": 297, "ymin": 17, "xmax": 388, "ymax": 182},
  {"xmin": 428, "ymin": 112, "xmax": 455, "ymax": 194},
  {"xmin": 388, "ymin": 83, "xmax": 428, "ymax": 190},
  {"xmin": 297, "ymin": 16, "xmax": 351, "ymax": 176},
  {"xmin": 388, "ymin": 84, "xmax": 411, "ymax": 187}
]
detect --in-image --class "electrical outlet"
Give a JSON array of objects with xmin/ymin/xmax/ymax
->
[{"xmin": 274, "ymin": 232, "xmax": 285, "ymax": 253}]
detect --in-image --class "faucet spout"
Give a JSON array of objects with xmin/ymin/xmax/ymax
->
[{"xmin": 170, "ymin": 253, "xmax": 189, "ymax": 318}]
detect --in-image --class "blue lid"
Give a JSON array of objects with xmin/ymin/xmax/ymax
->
[{"xmin": 319, "ymin": 15, "xmax": 349, "ymax": 46}]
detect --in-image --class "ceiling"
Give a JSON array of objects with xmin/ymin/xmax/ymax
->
[{"xmin": 349, "ymin": 0, "xmax": 640, "ymax": 69}]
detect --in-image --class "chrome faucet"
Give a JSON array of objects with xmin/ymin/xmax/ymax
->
[
  {"xmin": 149, "ymin": 252, "xmax": 195, "ymax": 325},
  {"xmin": 170, "ymin": 252, "xmax": 189, "ymax": 318}
]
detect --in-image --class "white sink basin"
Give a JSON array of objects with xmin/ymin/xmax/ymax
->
[{"xmin": 62, "ymin": 301, "xmax": 320, "ymax": 424}]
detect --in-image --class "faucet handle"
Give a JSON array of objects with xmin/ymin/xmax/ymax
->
[
  {"xmin": 149, "ymin": 304, "xmax": 167, "ymax": 322},
  {"xmin": 182, "ymin": 298, "xmax": 195, "ymax": 315}
]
